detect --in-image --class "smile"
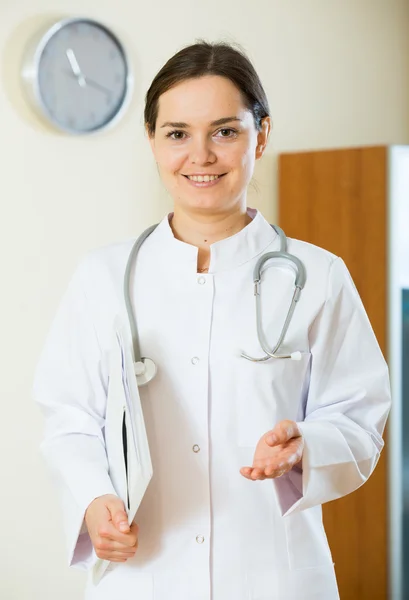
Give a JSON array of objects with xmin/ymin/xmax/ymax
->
[{"xmin": 182, "ymin": 173, "xmax": 226, "ymax": 187}]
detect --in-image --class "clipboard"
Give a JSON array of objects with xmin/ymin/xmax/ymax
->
[{"xmin": 92, "ymin": 316, "xmax": 153, "ymax": 585}]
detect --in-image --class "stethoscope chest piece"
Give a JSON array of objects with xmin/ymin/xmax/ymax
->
[{"xmin": 134, "ymin": 357, "xmax": 157, "ymax": 386}]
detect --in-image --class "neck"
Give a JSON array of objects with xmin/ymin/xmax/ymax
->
[{"xmin": 170, "ymin": 207, "xmax": 253, "ymax": 272}]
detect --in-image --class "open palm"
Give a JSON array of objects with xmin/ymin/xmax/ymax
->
[{"xmin": 240, "ymin": 419, "xmax": 304, "ymax": 480}]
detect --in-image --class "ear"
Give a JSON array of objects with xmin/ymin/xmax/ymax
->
[
  {"xmin": 255, "ymin": 117, "xmax": 272, "ymax": 160},
  {"xmin": 146, "ymin": 125, "xmax": 156, "ymax": 156}
]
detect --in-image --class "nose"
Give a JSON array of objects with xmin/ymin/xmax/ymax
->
[{"xmin": 189, "ymin": 136, "xmax": 216, "ymax": 166}]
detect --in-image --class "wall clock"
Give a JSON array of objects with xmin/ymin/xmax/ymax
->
[{"xmin": 21, "ymin": 17, "xmax": 133, "ymax": 135}]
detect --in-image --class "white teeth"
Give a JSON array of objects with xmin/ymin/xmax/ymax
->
[{"xmin": 187, "ymin": 174, "xmax": 220, "ymax": 182}]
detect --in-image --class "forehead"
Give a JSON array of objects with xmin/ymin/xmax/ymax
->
[{"xmin": 156, "ymin": 75, "xmax": 250, "ymax": 124}]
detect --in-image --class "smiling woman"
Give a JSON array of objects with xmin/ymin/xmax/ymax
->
[
  {"xmin": 144, "ymin": 42, "xmax": 271, "ymax": 271},
  {"xmin": 149, "ymin": 76, "xmax": 266, "ymax": 234},
  {"xmin": 33, "ymin": 40, "xmax": 391, "ymax": 600}
]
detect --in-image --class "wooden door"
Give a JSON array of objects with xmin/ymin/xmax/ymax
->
[{"xmin": 278, "ymin": 146, "xmax": 388, "ymax": 599}]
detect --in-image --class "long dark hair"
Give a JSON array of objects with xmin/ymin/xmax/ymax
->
[{"xmin": 144, "ymin": 41, "xmax": 270, "ymax": 136}]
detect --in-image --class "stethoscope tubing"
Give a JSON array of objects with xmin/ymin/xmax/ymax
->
[{"xmin": 124, "ymin": 223, "xmax": 306, "ymax": 384}]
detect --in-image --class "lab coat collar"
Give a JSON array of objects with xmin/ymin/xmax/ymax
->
[{"xmin": 154, "ymin": 208, "xmax": 277, "ymax": 273}]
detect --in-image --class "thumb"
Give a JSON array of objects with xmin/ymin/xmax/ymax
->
[
  {"xmin": 106, "ymin": 498, "xmax": 130, "ymax": 533},
  {"xmin": 265, "ymin": 420, "xmax": 299, "ymax": 446}
]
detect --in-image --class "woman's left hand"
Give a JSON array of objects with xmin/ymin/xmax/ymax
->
[{"xmin": 240, "ymin": 420, "xmax": 304, "ymax": 480}]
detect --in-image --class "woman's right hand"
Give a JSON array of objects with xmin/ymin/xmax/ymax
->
[{"xmin": 85, "ymin": 494, "xmax": 139, "ymax": 562}]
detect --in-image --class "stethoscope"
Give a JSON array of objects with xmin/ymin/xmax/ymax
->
[{"xmin": 124, "ymin": 224, "xmax": 306, "ymax": 387}]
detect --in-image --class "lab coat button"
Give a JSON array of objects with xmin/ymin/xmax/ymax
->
[
  {"xmin": 191, "ymin": 356, "xmax": 200, "ymax": 365},
  {"xmin": 197, "ymin": 276, "xmax": 206, "ymax": 285},
  {"xmin": 193, "ymin": 444, "xmax": 200, "ymax": 453},
  {"xmin": 196, "ymin": 535, "xmax": 205, "ymax": 544}
]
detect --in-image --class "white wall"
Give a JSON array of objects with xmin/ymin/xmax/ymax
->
[{"xmin": 0, "ymin": 1, "xmax": 408, "ymax": 598}]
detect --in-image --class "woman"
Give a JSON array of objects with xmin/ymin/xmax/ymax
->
[{"xmin": 33, "ymin": 41, "xmax": 391, "ymax": 600}]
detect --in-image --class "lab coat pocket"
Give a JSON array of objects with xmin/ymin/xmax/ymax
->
[
  {"xmin": 248, "ymin": 563, "xmax": 338, "ymax": 599},
  {"xmin": 284, "ymin": 505, "xmax": 333, "ymax": 570},
  {"xmin": 236, "ymin": 351, "xmax": 311, "ymax": 448},
  {"xmin": 86, "ymin": 569, "xmax": 154, "ymax": 599}
]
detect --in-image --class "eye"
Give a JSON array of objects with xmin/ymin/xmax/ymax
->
[
  {"xmin": 215, "ymin": 128, "xmax": 238, "ymax": 138},
  {"xmin": 166, "ymin": 130, "xmax": 186, "ymax": 140}
]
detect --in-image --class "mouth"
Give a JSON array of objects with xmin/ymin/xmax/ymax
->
[{"xmin": 182, "ymin": 173, "xmax": 227, "ymax": 187}]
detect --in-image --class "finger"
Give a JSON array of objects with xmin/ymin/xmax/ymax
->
[
  {"xmin": 109, "ymin": 558, "xmax": 128, "ymax": 563},
  {"xmin": 112, "ymin": 509, "xmax": 131, "ymax": 533},
  {"xmin": 95, "ymin": 537, "xmax": 139, "ymax": 559},
  {"xmin": 104, "ymin": 537, "xmax": 139, "ymax": 552},
  {"xmin": 250, "ymin": 468, "xmax": 265, "ymax": 480},
  {"xmin": 240, "ymin": 467, "xmax": 265, "ymax": 480},
  {"xmin": 125, "ymin": 523, "xmax": 140, "ymax": 548},
  {"xmin": 240, "ymin": 467, "xmax": 256, "ymax": 480},
  {"xmin": 99, "ymin": 548, "xmax": 137, "ymax": 559},
  {"xmin": 268, "ymin": 420, "xmax": 298, "ymax": 445},
  {"xmin": 98, "ymin": 522, "xmax": 138, "ymax": 547},
  {"xmin": 97, "ymin": 549, "xmax": 136, "ymax": 562},
  {"xmin": 266, "ymin": 420, "xmax": 300, "ymax": 446},
  {"xmin": 108, "ymin": 547, "xmax": 137, "ymax": 557},
  {"xmin": 113, "ymin": 552, "xmax": 136, "ymax": 559},
  {"xmin": 104, "ymin": 498, "xmax": 130, "ymax": 534},
  {"xmin": 240, "ymin": 467, "xmax": 253, "ymax": 477},
  {"xmin": 264, "ymin": 464, "xmax": 283, "ymax": 477}
]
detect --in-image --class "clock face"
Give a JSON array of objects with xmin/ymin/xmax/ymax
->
[{"xmin": 33, "ymin": 19, "xmax": 130, "ymax": 134}]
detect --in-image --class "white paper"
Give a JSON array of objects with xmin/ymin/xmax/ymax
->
[{"xmin": 92, "ymin": 316, "xmax": 153, "ymax": 585}]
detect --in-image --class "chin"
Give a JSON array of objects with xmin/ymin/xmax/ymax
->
[{"xmin": 187, "ymin": 197, "xmax": 231, "ymax": 213}]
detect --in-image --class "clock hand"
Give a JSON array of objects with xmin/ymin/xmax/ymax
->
[
  {"xmin": 83, "ymin": 77, "xmax": 113, "ymax": 95},
  {"xmin": 66, "ymin": 48, "xmax": 86, "ymax": 88},
  {"xmin": 62, "ymin": 69, "xmax": 113, "ymax": 95}
]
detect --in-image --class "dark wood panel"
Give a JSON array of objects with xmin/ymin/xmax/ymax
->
[{"xmin": 278, "ymin": 147, "xmax": 388, "ymax": 599}]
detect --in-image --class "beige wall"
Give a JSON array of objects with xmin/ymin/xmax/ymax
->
[{"xmin": 0, "ymin": 1, "xmax": 408, "ymax": 597}]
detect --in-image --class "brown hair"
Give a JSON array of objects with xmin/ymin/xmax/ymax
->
[{"xmin": 144, "ymin": 41, "xmax": 270, "ymax": 136}]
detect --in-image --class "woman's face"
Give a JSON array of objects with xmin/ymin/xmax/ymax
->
[{"xmin": 149, "ymin": 75, "xmax": 270, "ymax": 217}]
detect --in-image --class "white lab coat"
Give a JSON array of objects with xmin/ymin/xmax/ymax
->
[{"xmin": 33, "ymin": 209, "xmax": 391, "ymax": 600}]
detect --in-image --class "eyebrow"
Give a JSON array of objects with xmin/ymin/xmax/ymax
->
[{"xmin": 160, "ymin": 116, "xmax": 242, "ymax": 129}]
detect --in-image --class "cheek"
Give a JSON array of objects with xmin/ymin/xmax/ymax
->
[
  {"xmin": 156, "ymin": 146, "xmax": 187, "ymax": 175},
  {"xmin": 223, "ymin": 146, "xmax": 255, "ymax": 181}
]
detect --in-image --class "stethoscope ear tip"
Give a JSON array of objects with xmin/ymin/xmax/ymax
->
[{"xmin": 290, "ymin": 351, "xmax": 302, "ymax": 361}]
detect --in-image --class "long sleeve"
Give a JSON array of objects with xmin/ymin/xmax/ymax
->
[
  {"xmin": 32, "ymin": 259, "xmax": 117, "ymax": 569},
  {"xmin": 274, "ymin": 257, "xmax": 391, "ymax": 515}
]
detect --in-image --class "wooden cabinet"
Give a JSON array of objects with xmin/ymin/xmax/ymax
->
[{"xmin": 278, "ymin": 146, "xmax": 389, "ymax": 599}]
